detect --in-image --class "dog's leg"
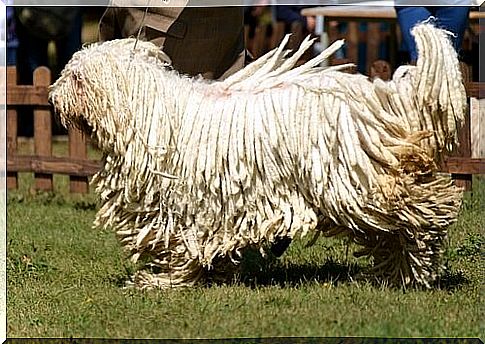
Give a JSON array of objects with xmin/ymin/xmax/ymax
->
[
  {"xmin": 270, "ymin": 236, "xmax": 293, "ymax": 257},
  {"xmin": 129, "ymin": 240, "xmax": 205, "ymax": 289}
]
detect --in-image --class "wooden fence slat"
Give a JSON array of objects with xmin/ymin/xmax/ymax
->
[
  {"xmin": 252, "ymin": 24, "xmax": 268, "ymax": 58},
  {"xmin": 452, "ymin": 102, "xmax": 472, "ymax": 190},
  {"xmin": 7, "ymin": 66, "xmax": 17, "ymax": 84},
  {"xmin": 33, "ymin": 67, "xmax": 53, "ymax": 191},
  {"xmin": 8, "ymin": 155, "xmax": 100, "ymax": 177},
  {"xmin": 270, "ymin": 22, "xmax": 285, "ymax": 50},
  {"xmin": 7, "ymin": 108, "xmax": 18, "ymax": 189},
  {"xmin": 389, "ymin": 23, "xmax": 398, "ymax": 68},
  {"xmin": 326, "ymin": 21, "xmax": 338, "ymax": 66},
  {"xmin": 7, "ymin": 67, "xmax": 18, "ymax": 189},
  {"xmin": 69, "ymin": 129, "xmax": 89, "ymax": 193},
  {"xmin": 288, "ymin": 21, "xmax": 304, "ymax": 52},
  {"xmin": 450, "ymin": 67, "xmax": 473, "ymax": 191},
  {"xmin": 366, "ymin": 22, "xmax": 380, "ymax": 74},
  {"xmin": 347, "ymin": 22, "xmax": 359, "ymax": 64}
]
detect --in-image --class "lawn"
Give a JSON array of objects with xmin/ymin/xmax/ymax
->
[{"xmin": 6, "ymin": 170, "xmax": 484, "ymax": 339}]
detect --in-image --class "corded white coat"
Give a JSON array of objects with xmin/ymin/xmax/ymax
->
[{"xmin": 50, "ymin": 23, "xmax": 465, "ymax": 289}]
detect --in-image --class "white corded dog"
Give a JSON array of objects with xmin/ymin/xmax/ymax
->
[{"xmin": 50, "ymin": 23, "xmax": 465, "ymax": 289}]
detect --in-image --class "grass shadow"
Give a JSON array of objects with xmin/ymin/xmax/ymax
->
[
  {"xmin": 103, "ymin": 257, "xmax": 472, "ymax": 291},
  {"xmin": 106, "ymin": 245, "xmax": 472, "ymax": 291},
  {"xmin": 239, "ymin": 259, "xmax": 362, "ymax": 288},
  {"xmin": 434, "ymin": 269, "xmax": 470, "ymax": 291},
  {"xmin": 205, "ymin": 247, "xmax": 363, "ymax": 288},
  {"xmin": 207, "ymin": 248, "xmax": 473, "ymax": 291}
]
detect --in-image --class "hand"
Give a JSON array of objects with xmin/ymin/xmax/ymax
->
[{"xmin": 306, "ymin": 16, "xmax": 316, "ymax": 33}]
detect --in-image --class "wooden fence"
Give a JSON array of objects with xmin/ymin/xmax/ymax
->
[
  {"xmin": 6, "ymin": 66, "xmax": 100, "ymax": 194},
  {"xmin": 4, "ymin": 57, "xmax": 484, "ymax": 194},
  {"xmin": 246, "ymin": 21, "xmax": 311, "ymax": 62}
]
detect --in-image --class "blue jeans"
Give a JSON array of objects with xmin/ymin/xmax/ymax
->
[
  {"xmin": 7, "ymin": 47, "xmax": 17, "ymax": 66},
  {"xmin": 395, "ymin": 6, "xmax": 470, "ymax": 62}
]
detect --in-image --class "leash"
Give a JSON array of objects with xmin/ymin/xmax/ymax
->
[{"xmin": 133, "ymin": 1, "xmax": 151, "ymax": 51}]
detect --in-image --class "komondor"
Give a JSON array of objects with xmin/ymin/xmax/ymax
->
[{"xmin": 49, "ymin": 23, "xmax": 466, "ymax": 289}]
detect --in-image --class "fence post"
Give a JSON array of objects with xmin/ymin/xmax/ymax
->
[
  {"xmin": 450, "ymin": 63, "xmax": 473, "ymax": 191},
  {"xmin": 288, "ymin": 21, "xmax": 304, "ymax": 52},
  {"xmin": 270, "ymin": 22, "xmax": 285, "ymax": 50},
  {"xmin": 69, "ymin": 129, "xmax": 89, "ymax": 193},
  {"xmin": 347, "ymin": 22, "xmax": 359, "ymax": 65},
  {"xmin": 451, "ymin": 111, "xmax": 472, "ymax": 191},
  {"xmin": 33, "ymin": 67, "xmax": 53, "ymax": 191},
  {"xmin": 7, "ymin": 67, "xmax": 18, "ymax": 189},
  {"xmin": 366, "ymin": 22, "xmax": 380, "ymax": 75},
  {"xmin": 252, "ymin": 24, "xmax": 268, "ymax": 58}
]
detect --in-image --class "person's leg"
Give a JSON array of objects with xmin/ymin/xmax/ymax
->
[
  {"xmin": 55, "ymin": 10, "xmax": 82, "ymax": 78},
  {"xmin": 434, "ymin": 6, "xmax": 470, "ymax": 54},
  {"xmin": 15, "ymin": 15, "xmax": 49, "ymax": 84},
  {"xmin": 395, "ymin": 6, "xmax": 432, "ymax": 62},
  {"xmin": 15, "ymin": 14, "xmax": 49, "ymax": 137},
  {"xmin": 53, "ymin": 10, "xmax": 83, "ymax": 135}
]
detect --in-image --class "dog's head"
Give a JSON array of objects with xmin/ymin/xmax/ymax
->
[{"xmin": 49, "ymin": 38, "xmax": 172, "ymax": 152}]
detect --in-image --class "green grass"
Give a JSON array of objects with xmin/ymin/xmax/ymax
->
[{"xmin": 6, "ymin": 173, "xmax": 484, "ymax": 338}]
